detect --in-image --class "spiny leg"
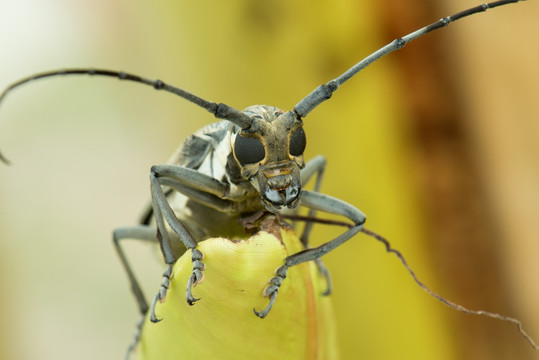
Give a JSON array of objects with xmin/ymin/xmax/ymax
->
[{"xmin": 256, "ymin": 190, "xmax": 365, "ymax": 316}]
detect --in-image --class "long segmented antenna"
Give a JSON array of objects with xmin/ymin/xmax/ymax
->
[
  {"xmin": 360, "ymin": 227, "xmax": 539, "ymax": 351},
  {"xmin": 0, "ymin": 69, "xmax": 252, "ymax": 127},
  {"xmin": 283, "ymin": 214, "xmax": 538, "ymax": 350},
  {"xmin": 0, "ymin": 69, "xmax": 252, "ymax": 164},
  {"xmin": 294, "ymin": 0, "xmax": 526, "ymax": 118}
]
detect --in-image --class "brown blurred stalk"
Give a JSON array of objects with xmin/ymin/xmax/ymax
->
[{"xmin": 378, "ymin": 0, "xmax": 537, "ymax": 358}]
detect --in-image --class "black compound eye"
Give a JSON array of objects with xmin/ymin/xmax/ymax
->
[
  {"xmin": 234, "ymin": 134, "xmax": 265, "ymax": 165},
  {"xmin": 289, "ymin": 127, "xmax": 306, "ymax": 156}
]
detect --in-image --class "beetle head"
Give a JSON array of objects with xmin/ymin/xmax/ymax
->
[{"xmin": 232, "ymin": 105, "xmax": 305, "ymax": 213}]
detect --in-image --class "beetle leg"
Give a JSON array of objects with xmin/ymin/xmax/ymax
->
[
  {"xmin": 299, "ymin": 155, "xmax": 326, "ymax": 243},
  {"xmin": 254, "ymin": 191, "xmax": 364, "ymax": 317},
  {"xmin": 253, "ymin": 265, "xmax": 288, "ymax": 318},
  {"xmin": 288, "ymin": 190, "xmax": 366, "ymax": 266},
  {"xmin": 151, "ymin": 164, "xmax": 253, "ymax": 212},
  {"xmin": 256, "ymin": 191, "xmax": 364, "ymax": 315},
  {"xmin": 148, "ymin": 164, "xmax": 251, "ymax": 320},
  {"xmin": 150, "ymin": 169, "xmax": 201, "ymax": 321},
  {"xmin": 299, "ymin": 156, "xmax": 332, "ymax": 295},
  {"xmin": 149, "ymin": 264, "xmax": 174, "ymax": 322},
  {"xmin": 113, "ymin": 225, "xmax": 167, "ymax": 360},
  {"xmin": 186, "ymin": 248, "xmax": 205, "ymax": 305},
  {"xmin": 124, "ymin": 314, "xmax": 147, "ymax": 360},
  {"xmin": 314, "ymin": 258, "xmax": 333, "ymax": 296},
  {"xmin": 113, "ymin": 225, "xmax": 159, "ymax": 315}
]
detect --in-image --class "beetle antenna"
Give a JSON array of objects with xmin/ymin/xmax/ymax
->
[
  {"xmin": 360, "ymin": 227, "xmax": 539, "ymax": 350},
  {"xmin": 283, "ymin": 213, "xmax": 538, "ymax": 349},
  {"xmin": 294, "ymin": 0, "xmax": 526, "ymax": 118},
  {"xmin": 0, "ymin": 69, "xmax": 252, "ymax": 164}
]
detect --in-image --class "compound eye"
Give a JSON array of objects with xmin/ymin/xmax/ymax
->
[
  {"xmin": 234, "ymin": 134, "xmax": 265, "ymax": 165},
  {"xmin": 289, "ymin": 127, "xmax": 306, "ymax": 156}
]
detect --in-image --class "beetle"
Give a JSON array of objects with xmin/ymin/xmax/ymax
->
[{"xmin": 0, "ymin": 0, "xmax": 537, "ymax": 358}]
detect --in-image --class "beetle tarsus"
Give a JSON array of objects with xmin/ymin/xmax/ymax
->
[
  {"xmin": 186, "ymin": 248, "xmax": 205, "ymax": 305},
  {"xmin": 253, "ymin": 290, "xmax": 278, "ymax": 318},
  {"xmin": 149, "ymin": 264, "xmax": 174, "ymax": 322},
  {"xmin": 186, "ymin": 272, "xmax": 202, "ymax": 305},
  {"xmin": 149, "ymin": 294, "xmax": 163, "ymax": 323},
  {"xmin": 253, "ymin": 265, "xmax": 288, "ymax": 318},
  {"xmin": 124, "ymin": 315, "xmax": 145, "ymax": 360}
]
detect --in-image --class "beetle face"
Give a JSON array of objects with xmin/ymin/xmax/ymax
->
[{"xmin": 232, "ymin": 105, "xmax": 306, "ymax": 212}]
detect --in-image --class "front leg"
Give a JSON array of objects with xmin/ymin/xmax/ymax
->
[
  {"xmin": 299, "ymin": 156, "xmax": 333, "ymax": 295},
  {"xmin": 287, "ymin": 190, "xmax": 366, "ymax": 266},
  {"xmin": 256, "ymin": 190, "xmax": 366, "ymax": 317},
  {"xmin": 299, "ymin": 155, "xmax": 326, "ymax": 244},
  {"xmin": 148, "ymin": 164, "xmax": 249, "ymax": 321},
  {"xmin": 149, "ymin": 170, "xmax": 199, "ymax": 322}
]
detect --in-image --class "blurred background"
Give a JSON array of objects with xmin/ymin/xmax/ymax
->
[{"xmin": 0, "ymin": 0, "xmax": 538, "ymax": 359}]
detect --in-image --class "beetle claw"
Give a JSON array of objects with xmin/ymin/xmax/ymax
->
[
  {"xmin": 149, "ymin": 264, "xmax": 174, "ymax": 322},
  {"xmin": 253, "ymin": 290, "xmax": 278, "ymax": 318},
  {"xmin": 186, "ymin": 272, "xmax": 202, "ymax": 305}
]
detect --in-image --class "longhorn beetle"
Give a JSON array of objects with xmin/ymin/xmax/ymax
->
[{"xmin": 0, "ymin": 0, "xmax": 537, "ymax": 356}]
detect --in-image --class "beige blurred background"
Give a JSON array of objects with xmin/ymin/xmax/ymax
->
[{"xmin": 0, "ymin": 0, "xmax": 537, "ymax": 359}]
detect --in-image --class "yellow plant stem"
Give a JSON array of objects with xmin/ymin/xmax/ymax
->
[{"xmin": 137, "ymin": 224, "xmax": 338, "ymax": 360}]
